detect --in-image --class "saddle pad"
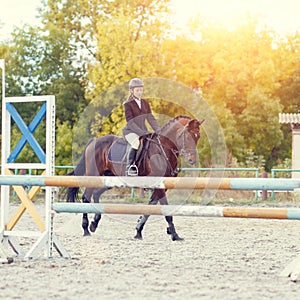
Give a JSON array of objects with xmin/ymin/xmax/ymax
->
[{"xmin": 108, "ymin": 138, "xmax": 128, "ymax": 163}]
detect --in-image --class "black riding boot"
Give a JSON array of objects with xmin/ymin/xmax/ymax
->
[{"xmin": 126, "ymin": 148, "xmax": 138, "ymax": 176}]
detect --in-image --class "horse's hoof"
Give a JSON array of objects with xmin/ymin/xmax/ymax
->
[
  {"xmin": 83, "ymin": 231, "xmax": 91, "ymax": 236},
  {"xmin": 134, "ymin": 232, "xmax": 143, "ymax": 240},
  {"xmin": 89, "ymin": 222, "xmax": 97, "ymax": 233},
  {"xmin": 172, "ymin": 235, "xmax": 184, "ymax": 241}
]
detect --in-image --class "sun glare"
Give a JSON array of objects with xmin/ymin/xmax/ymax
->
[{"xmin": 171, "ymin": 0, "xmax": 300, "ymax": 35}]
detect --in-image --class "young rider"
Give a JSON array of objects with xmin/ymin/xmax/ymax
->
[{"xmin": 123, "ymin": 78, "xmax": 160, "ymax": 176}]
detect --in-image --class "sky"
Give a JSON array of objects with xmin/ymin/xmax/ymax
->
[
  {"xmin": 0, "ymin": 0, "xmax": 41, "ymax": 40},
  {"xmin": 1, "ymin": 0, "xmax": 300, "ymax": 41},
  {"xmin": 171, "ymin": 0, "xmax": 300, "ymax": 35}
]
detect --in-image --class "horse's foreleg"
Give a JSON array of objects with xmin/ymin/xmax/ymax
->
[
  {"xmin": 89, "ymin": 188, "xmax": 107, "ymax": 233},
  {"xmin": 159, "ymin": 189, "xmax": 183, "ymax": 241},
  {"xmin": 134, "ymin": 193, "xmax": 158, "ymax": 240},
  {"xmin": 82, "ymin": 189, "xmax": 93, "ymax": 236},
  {"xmin": 165, "ymin": 215, "xmax": 183, "ymax": 241}
]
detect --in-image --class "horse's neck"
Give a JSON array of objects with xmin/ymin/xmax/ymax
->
[
  {"xmin": 160, "ymin": 124, "xmax": 181, "ymax": 149},
  {"xmin": 162, "ymin": 124, "xmax": 180, "ymax": 143}
]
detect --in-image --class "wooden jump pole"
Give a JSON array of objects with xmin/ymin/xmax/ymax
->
[
  {"xmin": 0, "ymin": 175, "xmax": 299, "ymax": 190},
  {"xmin": 53, "ymin": 203, "xmax": 300, "ymax": 220}
]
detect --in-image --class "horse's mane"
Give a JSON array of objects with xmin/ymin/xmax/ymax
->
[{"xmin": 160, "ymin": 115, "xmax": 192, "ymax": 132}]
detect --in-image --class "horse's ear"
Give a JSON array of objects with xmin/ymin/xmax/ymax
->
[{"xmin": 188, "ymin": 119, "xmax": 205, "ymax": 129}]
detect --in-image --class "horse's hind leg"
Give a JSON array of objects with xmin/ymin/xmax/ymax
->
[
  {"xmin": 89, "ymin": 188, "xmax": 108, "ymax": 233},
  {"xmin": 134, "ymin": 192, "xmax": 158, "ymax": 240},
  {"xmin": 134, "ymin": 215, "xmax": 149, "ymax": 239},
  {"xmin": 82, "ymin": 188, "xmax": 94, "ymax": 236},
  {"xmin": 158, "ymin": 189, "xmax": 183, "ymax": 241}
]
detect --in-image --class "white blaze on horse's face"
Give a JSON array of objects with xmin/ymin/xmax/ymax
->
[{"xmin": 177, "ymin": 119, "xmax": 202, "ymax": 166}]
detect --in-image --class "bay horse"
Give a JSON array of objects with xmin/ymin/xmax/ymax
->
[{"xmin": 66, "ymin": 115, "xmax": 204, "ymax": 241}]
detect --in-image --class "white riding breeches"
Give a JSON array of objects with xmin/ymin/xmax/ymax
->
[{"xmin": 125, "ymin": 133, "xmax": 140, "ymax": 150}]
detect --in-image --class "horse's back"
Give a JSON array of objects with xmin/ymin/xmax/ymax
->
[
  {"xmin": 95, "ymin": 134, "xmax": 120, "ymax": 145},
  {"xmin": 84, "ymin": 135, "xmax": 121, "ymax": 176}
]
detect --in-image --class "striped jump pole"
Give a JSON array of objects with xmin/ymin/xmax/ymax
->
[
  {"xmin": 53, "ymin": 203, "xmax": 300, "ymax": 220},
  {"xmin": 0, "ymin": 175, "xmax": 300, "ymax": 190}
]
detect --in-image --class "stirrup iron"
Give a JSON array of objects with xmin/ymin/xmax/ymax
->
[{"xmin": 127, "ymin": 164, "xmax": 138, "ymax": 176}]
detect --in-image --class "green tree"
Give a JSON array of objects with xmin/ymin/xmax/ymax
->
[
  {"xmin": 2, "ymin": 3, "xmax": 299, "ymax": 171},
  {"xmin": 55, "ymin": 120, "xmax": 73, "ymax": 173},
  {"xmin": 238, "ymin": 88, "xmax": 283, "ymax": 170},
  {"xmin": 7, "ymin": 24, "xmax": 87, "ymax": 125},
  {"xmin": 87, "ymin": 0, "xmax": 171, "ymax": 97},
  {"xmin": 0, "ymin": 22, "xmax": 87, "ymax": 164},
  {"xmin": 160, "ymin": 17, "xmax": 290, "ymax": 169}
]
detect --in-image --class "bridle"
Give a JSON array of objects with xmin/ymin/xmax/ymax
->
[
  {"xmin": 176, "ymin": 124, "xmax": 199, "ymax": 159},
  {"xmin": 155, "ymin": 134, "xmax": 179, "ymax": 176},
  {"xmin": 151, "ymin": 123, "xmax": 199, "ymax": 176}
]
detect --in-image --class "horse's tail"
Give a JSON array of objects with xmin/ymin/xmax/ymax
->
[{"xmin": 66, "ymin": 139, "xmax": 94, "ymax": 202}]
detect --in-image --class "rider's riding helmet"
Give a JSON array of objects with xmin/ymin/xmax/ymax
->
[{"xmin": 129, "ymin": 78, "xmax": 144, "ymax": 90}]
